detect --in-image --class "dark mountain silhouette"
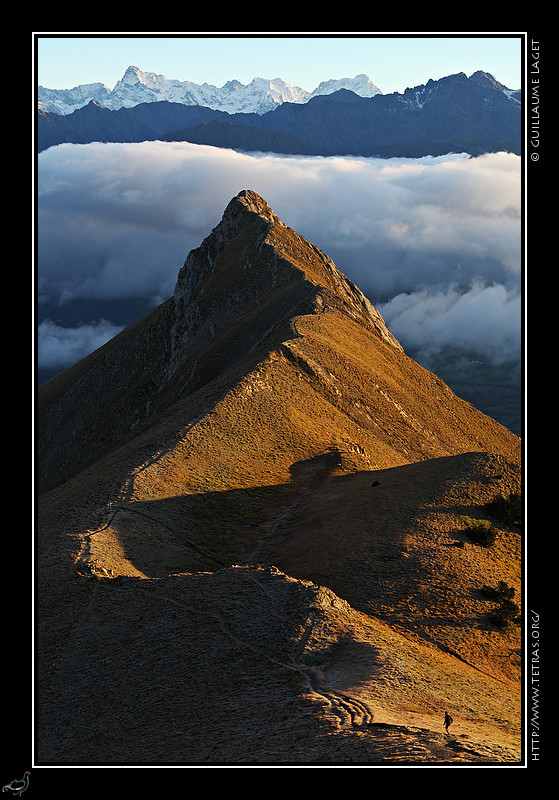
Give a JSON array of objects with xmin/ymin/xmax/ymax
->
[
  {"xmin": 37, "ymin": 99, "xmax": 229, "ymax": 151},
  {"xmin": 37, "ymin": 191, "xmax": 522, "ymax": 764},
  {"xmin": 37, "ymin": 71, "xmax": 520, "ymax": 158},
  {"xmin": 223, "ymin": 72, "xmax": 521, "ymax": 157}
]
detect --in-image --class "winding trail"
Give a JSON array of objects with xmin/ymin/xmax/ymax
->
[
  {"xmin": 128, "ymin": 565, "xmax": 376, "ymax": 732},
  {"xmin": 74, "ymin": 411, "xmax": 216, "ymax": 575}
]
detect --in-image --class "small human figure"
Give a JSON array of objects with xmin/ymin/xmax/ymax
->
[{"xmin": 444, "ymin": 711, "xmax": 453, "ymax": 734}]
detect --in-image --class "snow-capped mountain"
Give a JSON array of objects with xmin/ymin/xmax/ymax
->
[
  {"xmin": 38, "ymin": 82, "xmax": 111, "ymax": 115},
  {"xmin": 309, "ymin": 74, "xmax": 381, "ymax": 100},
  {"xmin": 38, "ymin": 65, "xmax": 383, "ymax": 116}
]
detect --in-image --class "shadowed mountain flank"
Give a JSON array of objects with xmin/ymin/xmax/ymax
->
[{"xmin": 37, "ymin": 191, "xmax": 522, "ymax": 764}]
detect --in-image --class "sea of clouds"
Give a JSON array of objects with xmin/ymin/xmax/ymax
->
[{"xmin": 36, "ymin": 141, "xmax": 522, "ymax": 374}]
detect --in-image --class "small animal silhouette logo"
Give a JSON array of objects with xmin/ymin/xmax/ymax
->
[{"xmin": 2, "ymin": 772, "xmax": 30, "ymax": 796}]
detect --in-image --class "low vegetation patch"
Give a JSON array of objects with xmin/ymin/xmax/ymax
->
[
  {"xmin": 484, "ymin": 491, "xmax": 522, "ymax": 527},
  {"xmin": 481, "ymin": 581, "xmax": 521, "ymax": 628},
  {"xmin": 487, "ymin": 598, "xmax": 521, "ymax": 628},
  {"xmin": 460, "ymin": 515, "xmax": 497, "ymax": 547},
  {"xmin": 480, "ymin": 580, "xmax": 515, "ymax": 602}
]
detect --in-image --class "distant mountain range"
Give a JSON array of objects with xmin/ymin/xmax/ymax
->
[
  {"xmin": 37, "ymin": 69, "xmax": 521, "ymax": 158},
  {"xmin": 38, "ymin": 65, "xmax": 383, "ymax": 116}
]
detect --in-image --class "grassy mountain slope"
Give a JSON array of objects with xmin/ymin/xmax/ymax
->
[{"xmin": 37, "ymin": 191, "xmax": 522, "ymax": 764}]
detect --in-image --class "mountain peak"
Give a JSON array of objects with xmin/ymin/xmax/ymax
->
[
  {"xmin": 226, "ymin": 188, "xmax": 280, "ymax": 224},
  {"xmin": 166, "ymin": 190, "xmax": 402, "ymax": 389},
  {"xmin": 469, "ymin": 69, "xmax": 508, "ymax": 92},
  {"xmin": 122, "ymin": 64, "xmax": 143, "ymax": 81},
  {"xmin": 310, "ymin": 74, "xmax": 382, "ymax": 99},
  {"xmin": 38, "ymin": 188, "xmax": 520, "ymax": 499}
]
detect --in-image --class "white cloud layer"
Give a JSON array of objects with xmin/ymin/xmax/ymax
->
[
  {"xmin": 37, "ymin": 319, "xmax": 123, "ymax": 369},
  {"xmin": 377, "ymin": 280, "xmax": 521, "ymax": 365},
  {"xmin": 37, "ymin": 141, "xmax": 522, "ymax": 370}
]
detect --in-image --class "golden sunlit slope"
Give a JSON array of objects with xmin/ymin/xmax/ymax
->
[
  {"xmin": 37, "ymin": 190, "xmax": 522, "ymax": 765},
  {"xmin": 37, "ymin": 563, "xmax": 521, "ymax": 764}
]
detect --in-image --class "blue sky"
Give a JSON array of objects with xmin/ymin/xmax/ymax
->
[{"xmin": 35, "ymin": 33, "xmax": 524, "ymax": 94}]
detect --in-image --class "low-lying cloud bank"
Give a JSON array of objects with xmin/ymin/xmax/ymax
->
[
  {"xmin": 377, "ymin": 280, "xmax": 521, "ymax": 367},
  {"xmin": 37, "ymin": 141, "xmax": 522, "ymax": 372},
  {"xmin": 37, "ymin": 318, "xmax": 124, "ymax": 370}
]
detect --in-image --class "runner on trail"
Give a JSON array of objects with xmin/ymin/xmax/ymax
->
[{"xmin": 444, "ymin": 711, "xmax": 453, "ymax": 733}]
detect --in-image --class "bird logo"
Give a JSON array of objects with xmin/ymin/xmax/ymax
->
[{"xmin": 2, "ymin": 772, "xmax": 30, "ymax": 796}]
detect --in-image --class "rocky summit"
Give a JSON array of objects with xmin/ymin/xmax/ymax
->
[{"xmin": 37, "ymin": 191, "xmax": 522, "ymax": 765}]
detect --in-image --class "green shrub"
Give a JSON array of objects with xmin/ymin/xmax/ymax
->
[
  {"xmin": 484, "ymin": 492, "xmax": 522, "ymax": 527},
  {"xmin": 496, "ymin": 580, "xmax": 515, "ymax": 600},
  {"xmin": 463, "ymin": 518, "xmax": 497, "ymax": 547},
  {"xmin": 481, "ymin": 581, "xmax": 521, "ymax": 628},
  {"xmin": 488, "ymin": 598, "xmax": 521, "ymax": 628},
  {"xmin": 481, "ymin": 580, "xmax": 515, "ymax": 601}
]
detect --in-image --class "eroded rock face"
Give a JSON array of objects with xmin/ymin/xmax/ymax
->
[{"xmin": 173, "ymin": 191, "xmax": 279, "ymax": 310}]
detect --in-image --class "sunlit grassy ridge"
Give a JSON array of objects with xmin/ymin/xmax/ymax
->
[{"xmin": 37, "ymin": 191, "xmax": 522, "ymax": 764}]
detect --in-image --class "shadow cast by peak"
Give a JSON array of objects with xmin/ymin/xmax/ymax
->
[
  {"xmin": 288, "ymin": 449, "xmax": 344, "ymax": 484},
  {"xmin": 90, "ymin": 451, "xmax": 519, "ymax": 613},
  {"xmin": 102, "ymin": 450, "xmax": 357, "ymax": 578}
]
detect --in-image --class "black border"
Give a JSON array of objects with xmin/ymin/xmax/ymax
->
[{"xmin": 25, "ymin": 32, "xmax": 536, "ymax": 788}]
